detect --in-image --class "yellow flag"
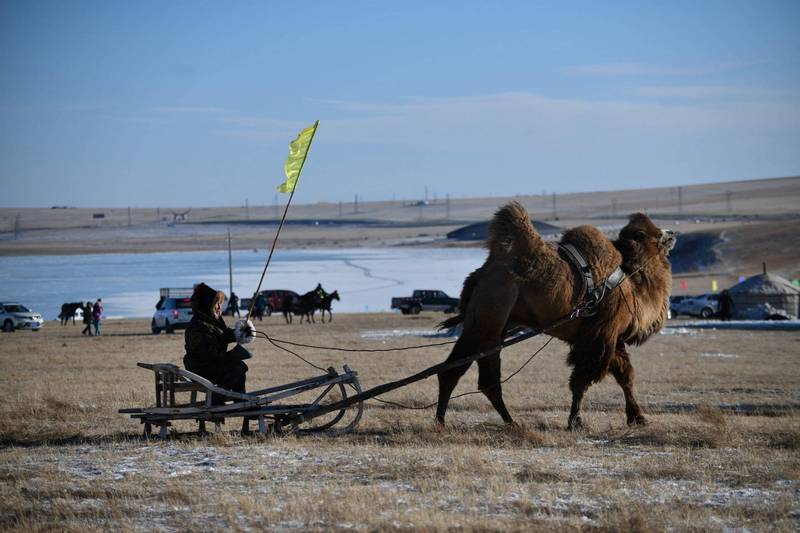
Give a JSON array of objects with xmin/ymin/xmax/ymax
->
[{"xmin": 277, "ymin": 121, "xmax": 319, "ymax": 193}]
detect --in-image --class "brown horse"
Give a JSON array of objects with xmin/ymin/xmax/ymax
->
[{"xmin": 437, "ymin": 203, "xmax": 675, "ymax": 429}]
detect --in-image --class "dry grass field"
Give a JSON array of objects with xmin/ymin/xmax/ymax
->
[{"xmin": 1, "ymin": 314, "xmax": 798, "ymax": 531}]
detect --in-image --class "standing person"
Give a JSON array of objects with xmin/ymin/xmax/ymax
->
[
  {"xmin": 184, "ymin": 283, "xmax": 255, "ymax": 433},
  {"xmin": 315, "ymin": 283, "xmax": 327, "ymax": 301},
  {"xmin": 253, "ymin": 292, "xmax": 267, "ymax": 321},
  {"xmin": 719, "ymin": 289, "xmax": 734, "ymax": 321},
  {"xmin": 228, "ymin": 291, "xmax": 241, "ymax": 318},
  {"xmin": 92, "ymin": 298, "xmax": 103, "ymax": 335},
  {"xmin": 81, "ymin": 301, "xmax": 93, "ymax": 336}
]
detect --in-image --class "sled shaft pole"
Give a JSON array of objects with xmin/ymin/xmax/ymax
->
[{"xmin": 300, "ymin": 327, "xmax": 542, "ymax": 420}]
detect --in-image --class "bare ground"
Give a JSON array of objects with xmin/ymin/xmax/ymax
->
[{"xmin": 1, "ymin": 314, "xmax": 798, "ymax": 531}]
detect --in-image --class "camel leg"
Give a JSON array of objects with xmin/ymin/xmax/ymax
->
[
  {"xmin": 567, "ymin": 338, "xmax": 617, "ymax": 430},
  {"xmin": 435, "ymin": 336, "xmax": 475, "ymax": 425},
  {"xmin": 437, "ymin": 275, "xmax": 517, "ymax": 426},
  {"xmin": 567, "ymin": 363, "xmax": 594, "ymax": 430},
  {"xmin": 478, "ymin": 352, "xmax": 514, "ymax": 424},
  {"xmin": 610, "ymin": 346, "xmax": 646, "ymax": 426}
]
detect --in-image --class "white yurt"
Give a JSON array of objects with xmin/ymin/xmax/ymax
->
[{"xmin": 728, "ymin": 273, "xmax": 799, "ymax": 319}]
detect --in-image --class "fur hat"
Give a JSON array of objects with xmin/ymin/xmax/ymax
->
[{"xmin": 191, "ymin": 282, "xmax": 226, "ymax": 315}]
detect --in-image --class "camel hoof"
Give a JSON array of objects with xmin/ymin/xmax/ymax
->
[
  {"xmin": 567, "ymin": 416, "xmax": 583, "ymax": 431},
  {"xmin": 627, "ymin": 415, "xmax": 648, "ymax": 427}
]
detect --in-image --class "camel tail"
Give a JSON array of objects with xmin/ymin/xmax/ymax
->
[
  {"xmin": 436, "ymin": 264, "xmax": 482, "ymax": 331},
  {"xmin": 438, "ymin": 314, "xmax": 462, "ymax": 330},
  {"xmin": 488, "ymin": 202, "xmax": 547, "ymax": 259}
]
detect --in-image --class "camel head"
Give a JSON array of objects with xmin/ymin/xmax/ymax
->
[{"xmin": 616, "ymin": 213, "xmax": 677, "ymax": 264}]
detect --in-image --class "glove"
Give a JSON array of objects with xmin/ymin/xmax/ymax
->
[{"xmin": 234, "ymin": 319, "xmax": 256, "ymax": 344}]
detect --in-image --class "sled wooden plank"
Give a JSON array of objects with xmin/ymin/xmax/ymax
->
[{"xmin": 248, "ymin": 371, "xmax": 344, "ymax": 396}]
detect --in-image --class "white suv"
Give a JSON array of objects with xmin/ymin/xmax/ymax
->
[
  {"xmin": 152, "ymin": 289, "xmax": 194, "ymax": 334},
  {"xmin": 1, "ymin": 302, "xmax": 44, "ymax": 332}
]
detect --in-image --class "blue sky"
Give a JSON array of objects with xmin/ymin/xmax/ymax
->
[{"xmin": 1, "ymin": 1, "xmax": 799, "ymax": 208}]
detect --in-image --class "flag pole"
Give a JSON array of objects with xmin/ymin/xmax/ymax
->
[{"xmin": 247, "ymin": 120, "xmax": 319, "ymax": 318}]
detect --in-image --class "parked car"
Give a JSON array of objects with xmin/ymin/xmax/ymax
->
[
  {"xmin": 241, "ymin": 290, "xmax": 300, "ymax": 317},
  {"xmin": 671, "ymin": 293, "xmax": 720, "ymax": 318},
  {"xmin": 669, "ymin": 295, "xmax": 689, "ymax": 317},
  {"xmin": 391, "ymin": 290, "xmax": 459, "ymax": 315},
  {"xmin": 0, "ymin": 302, "xmax": 44, "ymax": 332},
  {"xmin": 152, "ymin": 288, "xmax": 194, "ymax": 334}
]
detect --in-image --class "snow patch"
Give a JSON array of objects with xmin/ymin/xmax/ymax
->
[
  {"xmin": 698, "ymin": 352, "xmax": 739, "ymax": 359},
  {"xmin": 678, "ymin": 320, "xmax": 800, "ymax": 331},
  {"xmin": 360, "ymin": 329, "xmax": 447, "ymax": 339},
  {"xmin": 661, "ymin": 327, "xmax": 701, "ymax": 336}
]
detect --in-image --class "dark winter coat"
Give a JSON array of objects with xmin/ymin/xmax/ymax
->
[{"xmin": 183, "ymin": 312, "xmax": 247, "ymax": 394}]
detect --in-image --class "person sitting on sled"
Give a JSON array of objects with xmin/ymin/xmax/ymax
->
[{"xmin": 183, "ymin": 282, "xmax": 256, "ymax": 403}]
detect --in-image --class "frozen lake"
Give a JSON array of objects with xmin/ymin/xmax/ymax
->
[{"xmin": 0, "ymin": 248, "xmax": 487, "ymax": 320}]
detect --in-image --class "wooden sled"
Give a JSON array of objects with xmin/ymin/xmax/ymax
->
[{"xmin": 119, "ymin": 362, "xmax": 364, "ymax": 438}]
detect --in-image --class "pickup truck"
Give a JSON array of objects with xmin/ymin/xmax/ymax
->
[{"xmin": 391, "ymin": 290, "xmax": 459, "ymax": 315}]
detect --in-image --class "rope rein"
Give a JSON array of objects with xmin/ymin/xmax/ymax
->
[{"xmin": 264, "ymin": 334, "xmax": 456, "ymax": 353}]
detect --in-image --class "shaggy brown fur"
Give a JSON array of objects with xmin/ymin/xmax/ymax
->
[{"xmin": 437, "ymin": 202, "xmax": 675, "ymax": 429}]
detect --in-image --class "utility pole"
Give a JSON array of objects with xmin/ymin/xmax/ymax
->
[
  {"xmin": 227, "ymin": 231, "xmax": 233, "ymax": 301},
  {"xmin": 424, "ymin": 186, "xmax": 428, "ymax": 203},
  {"xmin": 678, "ymin": 186, "xmax": 683, "ymax": 213},
  {"xmin": 446, "ymin": 193, "xmax": 451, "ymax": 219},
  {"xmin": 338, "ymin": 201, "xmax": 343, "ymax": 217},
  {"xmin": 127, "ymin": 206, "xmax": 132, "ymax": 226},
  {"xmin": 245, "ymin": 198, "xmax": 249, "ymax": 220},
  {"xmin": 13, "ymin": 213, "xmax": 20, "ymax": 240},
  {"xmin": 354, "ymin": 194, "xmax": 359, "ymax": 214},
  {"xmin": 156, "ymin": 207, "xmax": 160, "ymax": 221},
  {"xmin": 725, "ymin": 190, "xmax": 732, "ymax": 212},
  {"xmin": 551, "ymin": 192, "xmax": 557, "ymax": 220}
]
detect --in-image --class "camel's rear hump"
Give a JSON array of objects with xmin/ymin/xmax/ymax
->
[{"xmin": 488, "ymin": 202, "xmax": 545, "ymax": 257}]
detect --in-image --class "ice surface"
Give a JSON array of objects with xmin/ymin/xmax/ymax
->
[{"xmin": 0, "ymin": 248, "xmax": 486, "ymax": 320}]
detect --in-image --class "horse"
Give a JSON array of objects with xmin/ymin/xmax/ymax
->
[
  {"xmin": 295, "ymin": 291, "xmax": 322, "ymax": 323},
  {"xmin": 282, "ymin": 291, "xmax": 319, "ymax": 324},
  {"xmin": 316, "ymin": 290, "xmax": 340, "ymax": 323},
  {"xmin": 282, "ymin": 293, "xmax": 300, "ymax": 324},
  {"xmin": 281, "ymin": 290, "xmax": 321, "ymax": 324},
  {"xmin": 59, "ymin": 302, "xmax": 84, "ymax": 325}
]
